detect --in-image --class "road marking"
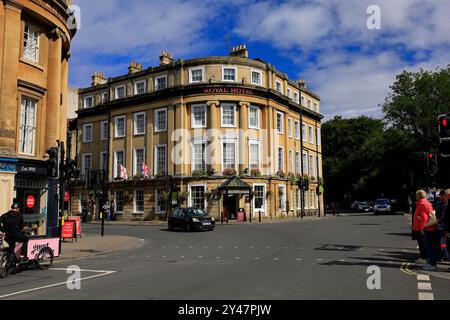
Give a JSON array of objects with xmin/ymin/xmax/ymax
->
[
  {"xmin": 274, "ymin": 258, "xmax": 279, "ymax": 261},
  {"xmin": 162, "ymin": 256, "xmax": 167, "ymax": 259},
  {"xmin": 417, "ymin": 274, "xmax": 430, "ymax": 281},
  {"xmin": 296, "ymin": 258, "xmax": 302, "ymax": 261},
  {"xmin": 203, "ymin": 246, "xmax": 208, "ymax": 249},
  {"xmin": 235, "ymin": 257, "xmax": 240, "ymax": 260},
  {"xmin": 265, "ymin": 246, "xmax": 270, "ymax": 249},
  {"xmin": 418, "ymin": 282, "xmax": 432, "ymax": 291},
  {"xmin": 400, "ymin": 263, "xmax": 418, "ymax": 276},
  {"xmin": 216, "ymin": 257, "xmax": 221, "ymax": 259},
  {"xmin": 363, "ymin": 260, "xmax": 370, "ymax": 263},
  {"xmin": 180, "ymin": 256, "xmax": 185, "ymax": 258},
  {"xmin": 316, "ymin": 259, "xmax": 323, "ymax": 262},
  {"xmin": 418, "ymin": 292, "xmax": 434, "ymax": 300},
  {"xmin": 198, "ymin": 256, "xmax": 203, "ymax": 259},
  {"xmin": 254, "ymin": 257, "xmax": 260, "ymax": 260},
  {"xmin": 339, "ymin": 259, "xmax": 345, "ymax": 262},
  {"xmin": 0, "ymin": 269, "xmax": 116, "ymax": 299},
  {"xmin": 378, "ymin": 249, "xmax": 384, "ymax": 252}
]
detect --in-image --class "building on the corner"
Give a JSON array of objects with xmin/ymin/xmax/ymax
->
[
  {"xmin": 71, "ymin": 45, "xmax": 324, "ymax": 221},
  {"xmin": 0, "ymin": 0, "xmax": 76, "ymax": 235}
]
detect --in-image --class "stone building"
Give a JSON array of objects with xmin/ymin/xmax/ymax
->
[
  {"xmin": 0, "ymin": 0, "xmax": 76, "ymax": 235},
  {"xmin": 72, "ymin": 46, "xmax": 324, "ymax": 221}
]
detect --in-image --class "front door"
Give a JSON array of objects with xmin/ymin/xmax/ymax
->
[{"xmin": 224, "ymin": 195, "xmax": 238, "ymax": 220}]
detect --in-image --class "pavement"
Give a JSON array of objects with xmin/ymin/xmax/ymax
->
[
  {"xmin": 57, "ymin": 234, "xmax": 144, "ymax": 261},
  {"xmin": 1, "ymin": 212, "xmax": 450, "ymax": 300}
]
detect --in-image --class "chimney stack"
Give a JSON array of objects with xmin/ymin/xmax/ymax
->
[
  {"xmin": 298, "ymin": 79, "xmax": 307, "ymax": 89},
  {"xmin": 159, "ymin": 51, "xmax": 174, "ymax": 66},
  {"xmin": 92, "ymin": 72, "xmax": 106, "ymax": 86},
  {"xmin": 230, "ymin": 44, "xmax": 248, "ymax": 58},
  {"xmin": 128, "ymin": 61, "xmax": 143, "ymax": 74}
]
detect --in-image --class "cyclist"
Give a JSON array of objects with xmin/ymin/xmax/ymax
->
[{"xmin": 0, "ymin": 203, "xmax": 28, "ymax": 260}]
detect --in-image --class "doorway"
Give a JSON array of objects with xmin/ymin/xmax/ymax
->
[{"xmin": 223, "ymin": 195, "xmax": 239, "ymax": 220}]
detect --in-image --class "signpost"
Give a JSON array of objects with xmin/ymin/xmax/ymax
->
[
  {"xmin": 26, "ymin": 195, "xmax": 35, "ymax": 209},
  {"xmin": 61, "ymin": 220, "xmax": 76, "ymax": 242},
  {"xmin": 68, "ymin": 216, "xmax": 82, "ymax": 238}
]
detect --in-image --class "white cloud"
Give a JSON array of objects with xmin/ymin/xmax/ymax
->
[{"xmin": 233, "ymin": 0, "xmax": 450, "ymax": 118}]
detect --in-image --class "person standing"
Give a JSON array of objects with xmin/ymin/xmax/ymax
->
[{"xmin": 413, "ymin": 190, "xmax": 439, "ymax": 270}]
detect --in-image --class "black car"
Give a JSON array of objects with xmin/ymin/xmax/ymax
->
[{"xmin": 168, "ymin": 207, "xmax": 215, "ymax": 232}]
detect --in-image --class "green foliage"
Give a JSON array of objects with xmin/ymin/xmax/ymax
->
[{"xmin": 323, "ymin": 65, "xmax": 450, "ymax": 206}]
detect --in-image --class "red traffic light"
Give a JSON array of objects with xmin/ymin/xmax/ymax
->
[
  {"xmin": 443, "ymin": 118, "xmax": 448, "ymax": 127},
  {"xmin": 428, "ymin": 153, "xmax": 434, "ymax": 159}
]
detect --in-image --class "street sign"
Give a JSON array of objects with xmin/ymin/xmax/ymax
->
[
  {"xmin": 26, "ymin": 195, "xmax": 35, "ymax": 209},
  {"xmin": 61, "ymin": 220, "xmax": 75, "ymax": 240}
]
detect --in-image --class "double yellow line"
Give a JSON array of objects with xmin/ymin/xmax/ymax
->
[{"xmin": 401, "ymin": 262, "xmax": 418, "ymax": 276}]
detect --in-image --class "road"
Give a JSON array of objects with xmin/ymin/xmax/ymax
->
[{"xmin": 1, "ymin": 212, "xmax": 449, "ymax": 300}]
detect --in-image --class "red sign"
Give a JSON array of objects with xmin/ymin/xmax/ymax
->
[
  {"xmin": 237, "ymin": 210, "xmax": 245, "ymax": 222},
  {"xmin": 64, "ymin": 192, "xmax": 70, "ymax": 202},
  {"xmin": 61, "ymin": 221, "xmax": 75, "ymax": 239},
  {"xmin": 68, "ymin": 216, "xmax": 81, "ymax": 236},
  {"xmin": 26, "ymin": 195, "xmax": 35, "ymax": 209}
]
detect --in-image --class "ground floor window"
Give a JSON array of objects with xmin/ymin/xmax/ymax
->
[
  {"xmin": 115, "ymin": 191, "xmax": 124, "ymax": 213},
  {"xmin": 311, "ymin": 191, "xmax": 316, "ymax": 209},
  {"xmin": 304, "ymin": 191, "xmax": 309, "ymax": 209},
  {"xmin": 134, "ymin": 190, "xmax": 144, "ymax": 213},
  {"xmin": 278, "ymin": 186, "xmax": 286, "ymax": 211},
  {"xmin": 253, "ymin": 185, "xmax": 265, "ymax": 212},
  {"xmin": 156, "ymin": 190, "xmax": 166, "ymax": 213},
  {"xmin": 296, "ymin": 189, "xmax": 301, "ymax": 209},
  {"xmin": 190, "ymin": 185, "xmax": 206, "ymax": 210}
]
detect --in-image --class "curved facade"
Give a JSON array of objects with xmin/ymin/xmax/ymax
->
[
  {"xmin": 73, "ymin": 47, "xmax": 324, "ymax": 221},
  {"xmin": 0, "ymin": 0, "xmax": 75, "ymax": 231}
]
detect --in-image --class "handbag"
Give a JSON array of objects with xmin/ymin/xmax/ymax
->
[{"xmin": 425, "ymin": 210, "xmax": 438, "ymax": 228}]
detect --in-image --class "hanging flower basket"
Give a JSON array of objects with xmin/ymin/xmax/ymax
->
[
  {"xmin": 250, "ymin": 168, "xmax": 262, "ymax": 177},
  {"xmin": 222, "ymin": 168, "xmax": 237, "ymax": 177}
]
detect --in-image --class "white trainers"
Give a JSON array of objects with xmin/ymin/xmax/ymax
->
[{"xmin": 422, "ymin": 264, "xmax": 437, "ymax": 271}]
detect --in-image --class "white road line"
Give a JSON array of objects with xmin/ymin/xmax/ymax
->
[
  {"xmin": 418, "ymin": 282, "xmax": 432, "ymax": 291},
  {"xmin": 216, "ymin": 257, "xmax": 221, "ymax": 259},
  {"xmin": 0, "ymin": 270, "xmax": 116, "ymax": 299},
  {"xmin": 316, "ymin": 259, "xmax": 323, "ymax": 262},
  {"xmin": 296, "ymin": 258, "xmax": 302, "ymax": 261},
  {"xmin": 417, "ymin": 275, "xmax": 430, "ymax": 281},
  {"xmin": 339, "ymin": 259, "xmax": 346, "ymax": 262},
  {"xmin": 254, "ymin": 257, "xmax": 260, "ymax": 260},
  {"xmin": 418, "ymin": 292, "xmax": 434, "ymax": 300},
  {"xmin": 234, "ymin": 246, "xmax": 239, "ymax": 249},
  {"xmin": 274, "ymin": 258, "xmax": 279, "ymax": 261},
  {"xmin": 235, "ymin": 257, "xmax": 240, "ymax": 260},
  {"xmin": 162, "ymin": 256, "xmax": 167, "ymax": 259}
]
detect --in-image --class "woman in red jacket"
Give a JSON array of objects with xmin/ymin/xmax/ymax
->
[{"xmin": 413, "ymin": 190, "xmax": 439, "ymax": 270}]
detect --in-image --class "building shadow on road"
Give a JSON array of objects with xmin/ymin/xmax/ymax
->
[
  {"xmin": 385, "ymin": 232, "xmax": 411, "ymax": 237},
  {"xmin": 315, "ymin": 244, "xmax": 364, "ymax": 252}
]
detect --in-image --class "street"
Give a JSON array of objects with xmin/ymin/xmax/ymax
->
[{"xmin": 1, "ymin": 213, "xmax": 449, "ymax": 300}]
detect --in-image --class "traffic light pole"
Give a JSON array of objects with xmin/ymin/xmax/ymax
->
[{"xmin": 58, "ymin": 141, "xmax": 65, "ymax": 255}]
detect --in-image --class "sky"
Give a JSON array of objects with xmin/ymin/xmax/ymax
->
[{"xmin": 70, "ymin": 0, "xmax": 450, "ymax": 120}]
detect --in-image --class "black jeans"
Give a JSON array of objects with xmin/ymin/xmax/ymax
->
[
  {"xmin": 412, "ymin": 231, "xmax": 427, "ymax": 259},
  {"xmin": 5, "ymin": 234, "xmax": 28, "ymax": 259},
  {"xmin": 422, "ymin": 230, "xmax": 440, "ymax": 266}
]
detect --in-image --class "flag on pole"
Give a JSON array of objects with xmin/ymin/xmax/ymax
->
[{"xmin": 141, "ymin": 162, "xmax": 150, "ymax": 179}]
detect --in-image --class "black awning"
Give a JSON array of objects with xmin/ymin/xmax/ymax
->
[{"xmin": 217, "ymin": 177, "xmax": 252, "ymax": 194}]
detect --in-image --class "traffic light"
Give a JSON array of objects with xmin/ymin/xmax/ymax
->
[
  {"xmin": 426, "ymin": 152, "xmax": 437, "ymax": 174},
  {"xmin": 439, "ymin": 114, "xmax": 450, "ymax": 139},
  {"xmin": 46, "ymin": 147, "xmax": 59, "ymax": 178},
  {"xmin": 65, "ymin": 159, "xmax": 80, "ymax": 179},
  {"xmin": 439, "ymin": 114, "xmax": 450, "ymax": 157}
]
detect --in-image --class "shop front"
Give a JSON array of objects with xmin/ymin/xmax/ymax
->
[{"xmin": 0, "ymin": 157, "xmax": 50, "ymax": 236}]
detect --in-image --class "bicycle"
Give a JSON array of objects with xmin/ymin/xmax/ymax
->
[{"xmin": 0, "ymin": 232, "xmax": 59, "ymax": 278}]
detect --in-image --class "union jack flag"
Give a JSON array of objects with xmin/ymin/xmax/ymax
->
[{"xmin": 141, "ymin": 162, "xmax": 150, "ymax": 179}]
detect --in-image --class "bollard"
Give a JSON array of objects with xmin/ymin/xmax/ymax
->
[{"xmin": 259, "ymin": 210, "xmax": 261, "ymax": 223}]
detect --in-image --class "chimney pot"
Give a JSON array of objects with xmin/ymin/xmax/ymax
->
[{"xmin": 230, "ymin": 44, "xmax": 249, "ymax": 59}]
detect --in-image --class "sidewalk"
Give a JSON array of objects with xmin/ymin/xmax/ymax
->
[
  {"xmin": 57, "ymin": 234, "xmax": 142, "ymax": 261},
  {"xmin": 87, "ymin": 214, "xmax": 326, "ymax": 227}
]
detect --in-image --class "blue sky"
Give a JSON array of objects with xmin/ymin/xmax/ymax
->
[{"xmin": 70, "ymin": 0, "xmax": 450, "ymax": 120}]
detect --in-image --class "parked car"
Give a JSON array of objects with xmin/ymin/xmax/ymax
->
[
  {"xmin": 168, "ymin": 207, "xmax": 215, "ymax": 232},
  {"xmin": 373, "ymin": 199, "xmax": 392, "ymax": 215},
  {"xmin": 356, "ymin": 201, "xmax": 373, "ymax": 212}
]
